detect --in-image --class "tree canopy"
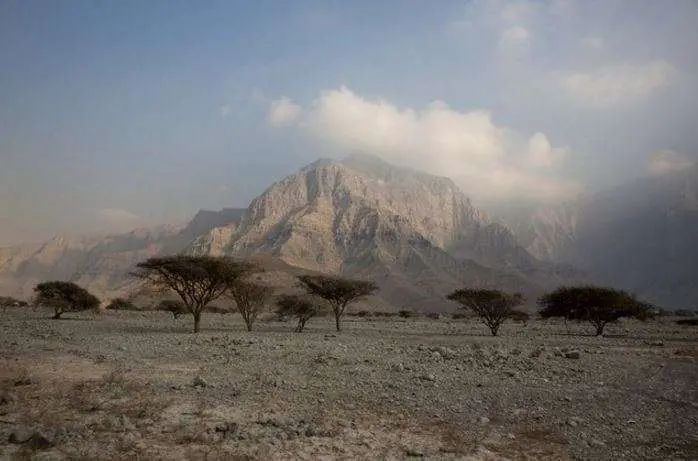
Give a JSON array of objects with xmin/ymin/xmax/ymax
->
[
  {"xmin": 33, "ymin": 281, "xmax": 100, "ymax": 319},
  {"xmin": 447, "ymin": 288, "xmax": 524, "ymax": 336},
  {"xmin": 538, "ymin": 285, "xmax": 653, "ymax": 336},
  {"xmin": 132, "ymin": 255, "xmax": 256, "ymax": 332},
  {"xmin": 297, "ymin": 275, "xmax": 378, "ymax": 331}
]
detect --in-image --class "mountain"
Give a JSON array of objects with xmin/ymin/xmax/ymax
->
[
  {"xmin": 0, "ymin": 209, "xmax": 245, "ymax": 301},
  {"xmin": 503, "ymin": 166, "xmax": 698, "ymax": 310},
  {"xmin": 0, "ymin": 154, "xmax": 579, "ymax": 312},
  {"xmin": 186, "ymin": 154, "xmax": 578, "ymax": 311}
]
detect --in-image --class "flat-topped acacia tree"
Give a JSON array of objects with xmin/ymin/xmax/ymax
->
[
  {"xmin": 297, "ymin": 275, "xmax": 378, "ymax": 332},
  {"xmin": 538, "ymin": 285, "xmax": 654, "ymax": 336},
  {"xmin": 447, "ymin": 288, "xmax": 524, "ymax": 336},
  {"xmin": 131, "ymin": 255, "xmax": 255, "ymax": 333},
  {"xmin": 33, "ymin": 281, "xmax": 101, "ymax": 319}
]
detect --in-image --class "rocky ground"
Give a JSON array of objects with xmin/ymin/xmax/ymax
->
[{"xmin": 1, "ymin": 307, "xmax": 696, "ymax": 460}]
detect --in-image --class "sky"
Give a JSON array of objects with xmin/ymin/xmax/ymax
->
[{"xmin": 1, "ymin": 0, "xmax": 697, "ymax": 245}]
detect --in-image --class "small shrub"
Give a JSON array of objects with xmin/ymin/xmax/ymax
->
[
  {"xmin": 156, "ymin": 299, "xmax": 188, "ymax": 320},
  {"xmin": 509, "ymin": 310, "xmax": 531, "ymax": 326},
  {"xmin": 676, "ymin": 318, "xmax": 698, "ymax": 326},
  {"xmin": 105, "ymin": 298, "xmax": 139, "ymax": 311},
  {"xmin": 425, "ymin": 312, "xmax": 442, "ymax": 320},
  {"xmin": 398, "ymin": 309, "xmax": 413, "ymax": 318}
]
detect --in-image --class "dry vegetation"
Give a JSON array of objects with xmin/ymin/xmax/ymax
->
[{"xmin": 1, "ymin": 307, "xmax": 696, "ymax": 460}]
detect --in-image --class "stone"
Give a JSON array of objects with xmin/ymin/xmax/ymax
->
[
  {"xmin": 8, "ymin": 427, "xmax": 32, "ymax": 444},
  {"xmin": 419, "ymin": 373, "xmax": 436, "ymax": 382},
  {"xmin": 192, "ymin": 376, "xmax": 209, "ymax": 388},
  {"xmin": 27, "ymin": 430, "xmax": 54, "ymax": 450}
]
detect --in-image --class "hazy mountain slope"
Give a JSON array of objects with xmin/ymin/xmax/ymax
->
[
  {"xmin": 0, "ymin": 209, "xmax": 245, "ymax": 301},
  {"xmin": 504, "ymin": 166, "xmax": 698, "ymax": 309}
]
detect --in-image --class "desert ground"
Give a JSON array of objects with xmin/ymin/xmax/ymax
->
[{"xmin": 1, "ymin": 307, "xmax": 696, "ymax": 461}]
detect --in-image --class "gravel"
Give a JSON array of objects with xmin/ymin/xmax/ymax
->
[{"xmin": 0, "ymin": 307, "xmax": 696, "ymax": 460}]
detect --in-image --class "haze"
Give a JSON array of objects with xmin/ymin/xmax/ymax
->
[{"xmin": 1, "ymin": 0, "xmax": 697, "ymax": 246}]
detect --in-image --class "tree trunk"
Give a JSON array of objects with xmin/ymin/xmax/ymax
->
[
  {"xmin": 489, "ymin": 324, "xmax": 499, "ymax": 336},
  {"xmin": 245, "ymin": 317, "xmax": 253, "ymax": 332},
  {"xmin": 53, "ymin": 310, "xmax": 62, "ymax": 319},
  {"xmin": 335, "ymin": 312, "xmax": 341, "ymax": 332},
  {"xmin": 594, "ymin": 322, "xmax": 605, "ymax": 336},
  {"xmin": 193, "ymin": 311, "xmax": 202, "ymax": 333}
]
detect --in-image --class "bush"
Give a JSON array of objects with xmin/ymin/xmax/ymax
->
[
  {"xmin": 0, "ymin": 296, "xmax": 27, "ymax": 308},
  {"xmin": 676, "ymin": 318, "xmax": 698, "ymax": 326},
  {"xmin": 398, "ymin": 309, "xmax": 413, "ymax": 318},
  {"xmin": 156, "ymin": 299, "xmax": 188, "ymax": 320},
  {"xmin": 105, "ymin": 298, "xmax": 139, "ymax": 311},
  {"xmin": 509, "ymin": 310, "xmax": 530, "ymax": 325}
]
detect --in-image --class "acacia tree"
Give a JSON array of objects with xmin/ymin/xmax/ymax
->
[
  {"xmin": 446, "ymin": 288, "xmax": 524, "ymax": 336},
  {"xmin": 275, "ymin": 294, "xmax": 319, "ymax": 333},
  {"xmin": 131, "ymin": 255, "xmax": 255, "ymax": 333},
  {"xmin": 33, "ymin": 281, "xmax": 101, "ymax": 319},
  {"xmin": 227, "ymin": 280, "xmax": 273, "ymax": 331},
  {"xmin": 297, "ymin": 275, "xmax": 378, "ymax": 331},
  {"xmin": 538, "ymin": 285, "xmax": 652, "ymax": 336}
]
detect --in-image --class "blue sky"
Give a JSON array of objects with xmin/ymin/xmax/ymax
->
[{"xmin": 1, "ymin": 0, "xmax": 697, "ymax": 244}]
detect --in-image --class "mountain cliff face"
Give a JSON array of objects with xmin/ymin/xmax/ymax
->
[{"xmin": 503, "ymin": 166, "xmax": 698, "ymax": 309}]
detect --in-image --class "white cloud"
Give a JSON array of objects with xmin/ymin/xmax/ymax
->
[
  {"xmin": 219, "ymin": 105, "xmax": 231, "ymax": 118},
  {"xmin": 561, "ymin": 60, "xmax": 676, "ymax": 106},
  {"xmin": 527, "ymin": 132, "xmax": 567, "ymax": 168},
  {"xmin": 98, "ymin": 208, "xmax": 139, "ymax": 225},
  {"xmin": 647, "ymin": 150, "xmax": 694, "ymax": 175},
  {"xmin": 278, "ymin": 86, "xmax": 580, "ymax": 201},
  {"xmin": 267, "ymin": 97, "xmax": 302, "ymax": 126}
]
